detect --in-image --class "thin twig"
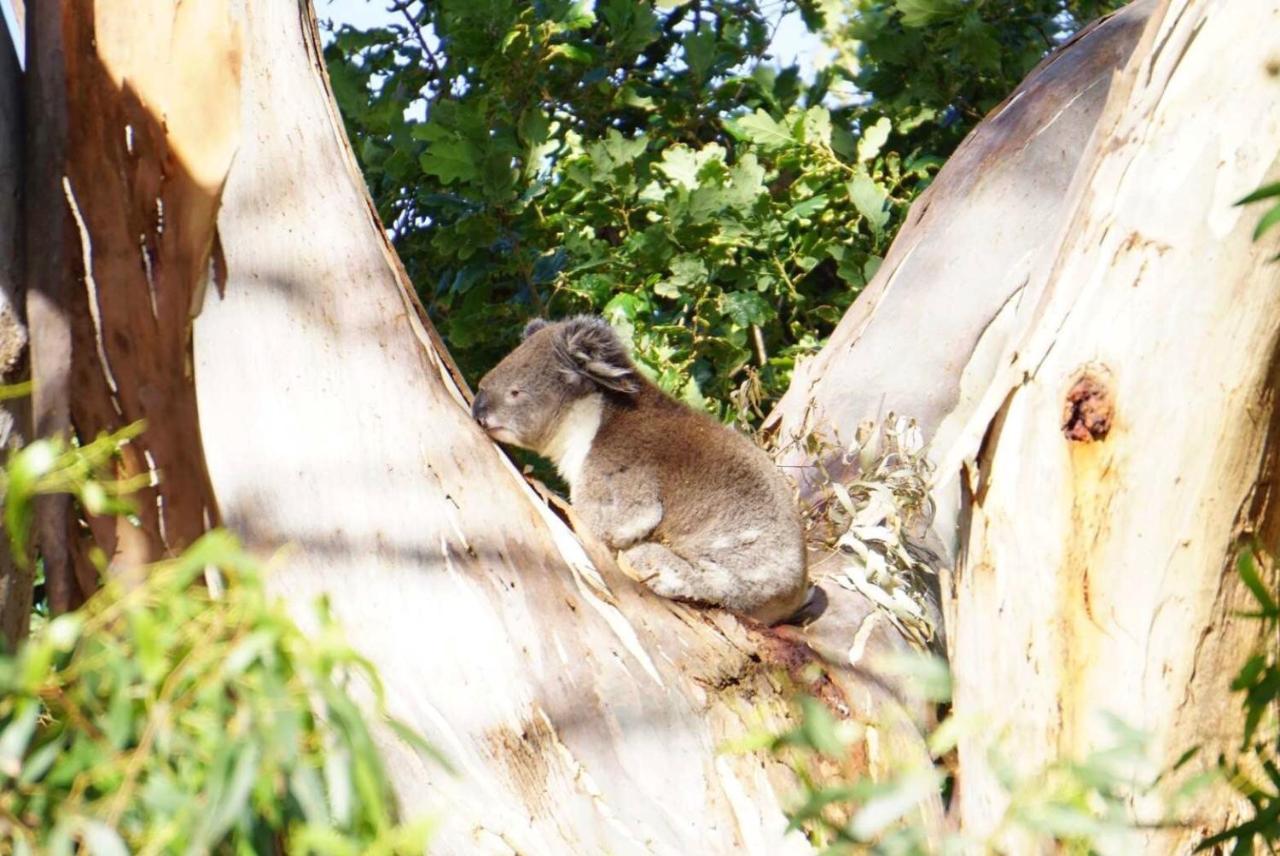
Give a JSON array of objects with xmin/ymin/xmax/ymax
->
[
  {"xmin": 751, "ymin": 324, "xmax": 768, "ymax": 366},
  {"xmin": 389, "ymin": 0, "xmax": 442, "ymax": 80}
]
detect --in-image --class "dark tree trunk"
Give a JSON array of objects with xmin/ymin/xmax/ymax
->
[{"xmin": 0, "ymin": 0, "xmax": 29, "ymax": 645}]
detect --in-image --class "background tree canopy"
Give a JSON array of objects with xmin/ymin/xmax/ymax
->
[{"xmin": 324, "ymin": 0, "xmax": 1120, "ymax": 427}]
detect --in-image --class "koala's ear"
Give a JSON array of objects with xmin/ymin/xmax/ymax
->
[
  {"xmin": 522, "ymin": 318, "xmax": 550, "ymax": 340},
  {"xmin": 554, "ymin": 316, "xmax": 640, "ymax": 395}
]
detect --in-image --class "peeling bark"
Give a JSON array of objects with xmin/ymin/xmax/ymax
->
[{"xmin": 25, "ymin": 0, "xmax": 239, "ymax": 603}]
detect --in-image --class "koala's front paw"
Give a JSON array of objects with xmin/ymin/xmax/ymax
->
[
  {"xmin": 643, "ymin": 563, "xmax": 690, "ymax": 600},
  {"xmin": 622, "ymin": 542, "xmax": 702, "ymax": 604}
]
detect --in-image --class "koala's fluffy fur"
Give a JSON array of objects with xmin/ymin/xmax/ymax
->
[{"xmin": 472, "ymin": 315, "xmax": 808, "ymax": 624}]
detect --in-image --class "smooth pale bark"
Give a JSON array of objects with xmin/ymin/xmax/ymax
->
[
  {"xmin": 769, "ymin": 0, "xmax": 1278, "ymax": 844},
  {"xmin": 192, "ymin": 2, "xmax": 937, "ymax": 853},
  {"xmin": 0, "ymin": 0, "xmax": 28, "ymax": 645},
  {"xmin": 766, "ymin": 1, "xmax": 1153, "ymax": 558},
  {"xmin": 935, "ymin": 1, "xmax": 1280, "ymax": 845}
]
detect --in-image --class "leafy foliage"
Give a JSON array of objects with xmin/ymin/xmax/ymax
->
[
  {"xmin": 759, "ymin": 657, "xmax": 1190, "ymax": 854},
  {"xmin": 0, "ymin": 407, "xmax": 436, "ymax": 854},
  {"xmin": 323, "ymin": 0, "xmax": 1118, "ymax": 426},
  {"xmin": 1237, "ymin": 180, "xmax": 1280, "ymax": 248},
  {"xmin": 824, "ymin": 0, "xmax": 1123, "ymax": 156},
  {"xmin": 0, "ymin": 423, "xmax": 146, "ymax": 571},
  {"xmin": 1197, "ymin": 544, "xmax": 1280, "ymax": 854},
  {"xmin": 0, "ymin": 531, "xmax": 433, "ymax": 855},
  {"xmin": 758, "ymin": 544, "xmax": 1280, "ymax": 854}
]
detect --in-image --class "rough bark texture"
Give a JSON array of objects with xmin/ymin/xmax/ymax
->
[
  {"xmin": 0, "ymin": 0, "xmax": 28, "ymax": 646},
  {"xmin": 26, "ymin": 0, "xmax": 238, "ymax": 603},
  {"xmin": 937, "ymin": 1, "xmax": 1280, "ymax": 845},
  {"xmin": 24, "ymin": 0, "xmax": 80, "ymax": 612},
  {"xmin": 192, "ymin": 2, "xmax": 937, "ymax": 852}
]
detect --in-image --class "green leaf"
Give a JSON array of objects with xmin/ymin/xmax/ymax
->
[
  {"xmin": 548, "ymin": 43, "xmax": 595, "ymax": 64},
  {"xmin": 46, "ymin": 613, "xmax": 84, "ymax": 651},
  {"xmin": 290, "ymin": 765, "xmax": 331, "ymax": 826},
  {"xmin": 721, "ymin": 291, "xmax": 773, "ymax": 327},
  {"xmin": 801, "ymin": 107, "xmax": 833, "ymax": 148},
  {"xmin": 17, "ymin": 739, "xmax": 62, "ymax": 786},
  {"xmin": 599, "ymin": 0, "xmax": 659, "ymax": 56},
  {"xmin": 603, "ymin": 292, "xmax": 646, "ymax": 322},
  {"xmin": 797, "ymin": 695, "xmax": 847, "ymax": 757},
  {"xmin": 1253, "ymin": 203, "xmax": 1280, "ymax": 241},
  {"xmin": 784, "ymin": 194, "xmax": 829, "ymax": 221},
  {"xmin": 894, "ymin": 0, "xmax": 960, "ymax": 27},
  {"xmin": 1237, "ymin": 182, "xmax": 1280, "ymax": 205},
  {"xmin": 657, "ymin": 256, "xmax": 707, "ymax": 297},
  {"xmin": 588, "ymin": 129, "xmax": 648, "ymax": 177},
  {"xmin": 518, "ymin": 107, "xmax": 550, "ymax": 147},
  {"xmin": 683, "ymin": 29, "xmax": 717, "ymax": 79},
  {"xmin": 325, "ymin": 745, "xmax": 354, "ymax": 826},
  {"xmin": 656, "ymin": 146, "xmax": 704, "ymax": 191},
  {"xmin": 0, "ymin": 380, "xmax": 31, "ymax": 401},
  {"xmin": 723, "ymin": 153, "xmax": 766, "ymax": 210},
  {"xmin": 418, "ymin": 138, "xmax": 481, "ymax": 185},
  {"xmin": 1238, "ymin": 549, "xmax": 1278, "ymax": 616},
  {"xmin": 849, "ymin": 770, "xmax": 942, "ymax": 839},
  {"xmin": 857, "ymin": 117, "xmax": 892, "ymax": 163},
  {"xmin": 849, "ymin": 175, "xmax": 890, "ymax": 233},
  {"xmin": 864, "ymin": 255, "xmax": 884, "ymax": 282},
  {"xmin": 872, "ymin": 653, "xmax": 952, "ymax": 703},
  {"xmin": 727, "ymin": 109, "xmax": 793, "ymax": 152}
]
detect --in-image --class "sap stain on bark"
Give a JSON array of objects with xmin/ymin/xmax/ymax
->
[{"xmin": 1062, "ymin": 372, "xmax": 1114, "ymax": 442}]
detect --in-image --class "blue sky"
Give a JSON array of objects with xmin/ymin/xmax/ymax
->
[
  {"xmin": 318, "ymin": 0, "xmax": 826, "ymax": 77},
  {"xmin": 0, "ymin": 1, "xmax": 826, "ymax": 90}
]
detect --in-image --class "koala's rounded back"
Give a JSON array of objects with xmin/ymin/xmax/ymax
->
[{"xmin": 473, "ymin": 315, "xmax": 809, "ymax": 624}]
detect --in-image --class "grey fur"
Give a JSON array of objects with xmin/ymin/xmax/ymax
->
[
  {"xmin": 472, "ymin": 315, "xmax": 808, "ymax": 624},
  {"xmin": 522, "ymin": 318, "xmax": 550, "ymax": 339}
]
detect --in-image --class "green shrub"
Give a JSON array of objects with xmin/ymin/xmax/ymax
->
[
  {"xmin": 324, "ymin": 0, "xmax": 1123, "ymax": 426},
  {"xmin": 0, "ymin": 416, "xmax": 437, "ymax": 854},
  {"xmin": 1198, "ymin": 545, "xmax": 1280, "ymax": 853},
  {"xmin": 0, "ymin": 529, "xmax": 433, "ymax": 855}
]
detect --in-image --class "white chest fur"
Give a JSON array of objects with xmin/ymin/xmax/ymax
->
[{"xmin": 541, "ymin": 394, "xmax": 604, "ymax": 491}]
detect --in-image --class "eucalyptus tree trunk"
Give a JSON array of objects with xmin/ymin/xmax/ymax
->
[
  {"xmin": 937, "ymin": 3, "xmax": 1278, "ymax": 846},
  {"xmin": 23, "ymin": 0, "xmax": 238, "ymax": 615},
  {"xmin": 774, "ymin": 0, "xmax": 1277, "ymax": 847},
  {"xmin": 189, "ymin": 2, "xmax": 935, "ymax": 853}
]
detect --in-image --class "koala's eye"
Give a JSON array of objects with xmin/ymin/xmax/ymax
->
[{"xmin": 507, "ymin": 388, "xmax": 521, "ymax": 400}]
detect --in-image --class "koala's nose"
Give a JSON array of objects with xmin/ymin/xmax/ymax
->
[{"xmin": 471, "ymin": 389, "xmax": 491, "ymax": 425}]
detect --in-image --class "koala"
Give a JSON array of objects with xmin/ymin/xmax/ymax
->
[{"xmin": 472, "ymin": 315, "xmax": 809, "ymax": 625}]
